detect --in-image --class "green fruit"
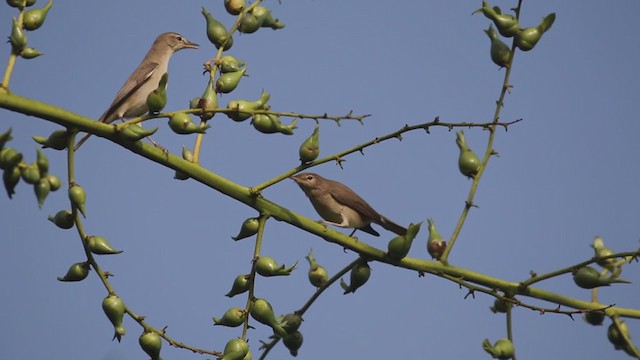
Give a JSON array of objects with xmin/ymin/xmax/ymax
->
[
  {"xmin": 0, "ymin": 128, "xmax": 12, "ymax": 150},
  {"xmin": 299, "ymin": 124, "xmax": 320, "ymax": 163},
  {"xmin": 118, "ymin": 124, "xmax": 158, "ymax": 142},
  {"xmin": 282, "ymin": 330, "xmax": 303, "ymax": 356},
  {"xmin": 218, "ymin": 55, "xmax": 245, "ymax": 73},
  {"xmin": 202, "ymin": 7, "xmax": 233, "ymax": 50},
  {"xmin": 35, "ymin": 148, "xmax": 49, "ymax": 174},
  {"xmin": 250, "ymin": 298, "xmax": 288, "ymax": 338},
  {"xmin": 0, "ymin": 147, "xmax": 23, "ymax": 170},
  {"xmin": 305, "ymin": 250, "xmax": 328, "ymax": 288},
  {"xmin": 68, "ymin": 184, "xmax": 86, "ymax": 217},
  {"xmin": 426, "ymin": 218, "xmax": 447, "ymax": 260},
  {"xmin": 87, "ymin": 236, "xmax": 123, "ymax": 255},
  {"xmin": 456, "ymin": 131, "xmax": 481, "ymax": 178},
  {"xmin": 573, "ymin": 266, "xmax": 631, "ymax": 289},
  {"xmin": 215, "ymin": 68, "xmax": 246, "ymax": 94},
  {"xmin": 23, "ymin": 0, "xmax": 53, "ymax": 31},
  {"xmin": 146, "ymin": 72, "xmax": 168, "ymax": 113},
  {"xmin": 255, "ymin": 256, "xmax": 297, "ymax": 277},
  {"xmin": 10, "ymin": 17, "xmax": 28, "ymax": 53},
  {"xmin": 224, "ymin": 0, "xmax": 245, "ymax": 15},
  {"xmin": 48, "ymin": 209, "xmax": 74, "ymax": 229},
  {"xmin": 584, "ymin": 311, "xmax": 605, "ymax": 326},
  {"xmin": 514, "ymin": 13, "xmax": 556, "ymax": 52},
  {"xmin": 222, "ymin": 338, "xmax": 249, "ymax": 359},
  {"xmin": 34, "ymin": 177, "xmax": 50, "ymax": 208},
  {"xmin": 239, "ymin": 14, "xmax": 261, "ymax": 34},
  {"xmin": 46, "ymin": 174, "xmax": 61, "ymax": 191},
  {"xmin": 3, "ymin": 166, "xmax": 21, "ymax": 198},
  {"xmin": 474, "ymin": 2, "xmax": 520, "ymax": 37},
  {"xmin": 102, "ymin": 294, "xmax": 126, "ymax": 342},
  {"xmin": 341, "ymin": 260, "xmax": 371, "ymax": 294},
  {"xmin": 213, "ymin": 307, "xmax": 246, "ymax": 327},
  {"xmin": 57, "ymin": 262, "xmax": 90, "ymax": 282},
  {"xmin": 197, "ymin": 73, "xmax": 218, "ymax": 120},
  {"xmin": 484, "ymin": 25, "xmax": 511, "ymax": 68},
  {"xmin": 168, "ymin": 113, "xmax": 211, "ymax": 134},
  {"xmin": 21, "ymin": 162, "xmax": 41, "ymax": 184},
  {"xmin": 490, "ymin": 298, "xmax": 511, "ymax": 313},
  {"xmin": 139, "ymin": 331, "xmax": 162, "ymax": 360},
  {"xmin": 226, "ymin": 90, "xmax": 270, "ymax": 122},
  {"xmin": 20, "ymin": 47, "xmax": 43, "ymax": 59},
  {"xmin": 33, "ymin": 129, "xmax": 69, "ymax": 150},
  {"xmin": 225, "ymin": 274, "xmax": 250, "ymax": 297},
  {"xmin": 231, "ymin": 217, "xmax": 259, "ymax": 240}
]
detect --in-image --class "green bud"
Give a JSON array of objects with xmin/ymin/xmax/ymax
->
[
  {"xmin": 231, "ymin": 217, "xmax": 260, "ymax": 240},
  {"xmin": 426, "ymin": 218, "xmax": 447, "ymax": 260},
  {"xmin": 20, "ymin": 47, "xmax": 43, "ymax": 59},
  {"xmin": 282, "ymin": 330, "xmax": 303, "ymax": 357},
  {"xmin": 20, "ymin": 162, "xmax": 41, "ymax": 184},
  {"xmin": 515, "ymin": 13, "xmax": 556, "ymax": 52},
  {"xmin": 222, "ymin": 338, "xmax": 249, "ymax": 360},
  {"xmin": 224, "ymin": 0, "xmax": 245, "ymax": 15},
  {"xmin": 22, "ymin": 0, "xmax": 53, "ymax": 31},
  {"xmin": 305, "ymin": 249, "xmax": 328, "ymax": 288},
  {"xmin": 250, "ymin": 298, "xmax": 288, "ymax": 338},
  {"xmin": 0, "ymin": 147, "xmax": 23, "ymax": 170},
  {"xmin": 252, "ymin": 113, "xmax": 297, "ymax": 135},
  {"xmin": 202, "ymin": 7, "xmax": 233, "ymax": 50},
  {"xmin": 168, "ymin": 113, "xmax": 211, "ymax": 134},
  {"xmin": 57, "ymin": 261, "xmax": 90, "ymax": 282},
  {"xmin": 573, "ymin": 266, "xmax": 630, "ymax": 289},
  {"xmin": 6, "ymin": 0, "xmax": 25, "ymax": 8},
  {"xmin": 3, "ymin": 166, "xmax": 21, "ymax": 198},
  {"xmin": 48, "ymin": 209, "xmax": 74, "ymax": 229},
  {"xmin": 225, "ymin": 274, "xmax": 250, "ymax": 297},
  {"xmin": 87, "ymin": 235, "xmax": 123, "ymax": 255},
  {"xmin": 474, "ymin": 2, "xmax": 520, "ymax": 37},
  {"xmin": 490, "ymin": 298, "xmax": 511, "ymax": 313},
  {"xmin": 45, "ymin": 174, "xmax": 61, "ymax": 191},
  {"xmin": 118, "ymin": 124, "xmax": 158, "ymax": 142},
  {"xmin": 583, "ymin": 311, "xmax": 605, "ymax": 326},
  {"xmin": 33, "ymin": 129, "xmax": 69, "ymax": 150},
  {"xmin": 387, "ymin": 222, "xmax": 421, "ymax": 261},
  {"xmin": 35, "ymin": 148, "xmax": 48, "ymax": 174},
  {"xmin": 68, "ymin": 184, "xmax": 86, "ymax": 217},
  {"xmin": 102, "ymin": 294, "xmax": 126, "ymax": 342},
  {"xmin": 213, "ymin": 307, "xmax": 246, "ymax": 327},
  {"xmin": 255, "ymin": 256, "xmax": 297, "ymax": 277},
  {"xmin": 174, "ymin": 146, "xmax": 193, "ymax": 180},
  {"xmin": 340, "ymin": 260, "xmax": 371, "ymax": 294},
  {"xmin": 34, "ymin": 177, "xmax": 50, "ymax": 208},
  {"xmin": 0, "ymin": 128, "xmax": 12, "ymax": 150},
  {"xmin": 299, "ymin": 124, "xmax": 320, "ymax": 163},
  {"xmin": 139, "ymin": 331, "xmax": 162, "ymax": 360},
  {"xmin": 482, "ymin": 338, "xmax": 515, "ymax": 359},
  {"xmin": 239, "ymin": 14, "xmax": 261, "ymax": 34},
  {"xmin": 218, "ymin": 55, "xmax": 246, "ymax": 73},
  {"xmin": 484, "ymin": 25, "xmax": 511, "ymax": 68},
  {"xmin": 607, "ymin": 321, "xmax": 630, "ymax": 349},
  {"xmin": 456, "ymin": 131, "xmax": 481, "ymax": 178},
  {"xmin": 197, "ymin": 73, "xmax": 218, "ymax": 120},
  {"xmin": 282, "ymin": 313, "xmax": 303, "ymax": 334},
  {"xmin": 10, "ymin": 17, "xmax": 28, "ymax": 53},
  {"xmin": 216, "ymin": 67, "xmax": 247, "ymax": 94},
  {"xmin": 226, "ymin": 90, "xmax": 270, "ymax": 122},
  {"xmin": 146, "ymin": 72, "xmax": 168, "ymax": 114}
]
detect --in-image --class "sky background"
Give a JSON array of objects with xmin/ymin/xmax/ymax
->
[{"xmin": 2, "ymin": 1, "xmax": 640, "ymax": 359}]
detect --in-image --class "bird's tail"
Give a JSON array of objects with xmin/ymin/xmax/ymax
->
[
  {"xmin": 380, "ymin": 216, "xmax": 407, "ymax": 236},
  {"xmin": 74, "ymin": 132, "xmax": 92, "ymax": 151}
]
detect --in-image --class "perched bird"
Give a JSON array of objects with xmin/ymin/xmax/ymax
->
[
  {"xmin": 291, "ymin": 172, "xmax": 407, "ymax": 237},
  {"xmin": 74, "ymin": 32, "xmax": 199, "ymax": 150}
]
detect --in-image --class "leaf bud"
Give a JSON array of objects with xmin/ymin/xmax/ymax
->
[
  {"xmin": 282, "ymin": 330, "xmax": 303, "ymax": 356},
  {"xmin": 255, "ymin": 256, "xmax": 297, "ymax": 277},
  {"xmin": 146, "ymin": 72, "xmax": 168, "ymax": 114},
  {"xmin": 87, "ymin": 235, "xmax": 123, "ymax": 255},
  {"xmin": 426, "ymin": 218, "xmax": 447, "ymax": 260},
  {"xmin": 225, "ymin": 274, "xmax": 250, "ymax": 297},
  {"xmin": 299, "ymin": 124, "xmax": 320, "ymax": 163},
  {"xmin": 48, "ymin": 209, "xmax": 74, "ymax": 229},
  {"xmin": 340, "ymin": 260, "xmax": 371, "ymax": 294},
  {"xmin": 139, "ymin": 330, "xmax": 162, "ymax": 360},
  {"xmin": 305, "ymin": 249, "xmax": 328, "ymax": 288},
  {"xmin": 168, "ymin": 113, "xmax": 210, "ymax": 134},
  {"xmin": 57, "ymin": 261, "xmax": 90, "ymax": 282},
  {"xmin": 213, "ymin": 307, "xmax": 246, "ymax": 327},
  {"xmin": 456, "ymin": 131, "xmax": 481, "ymax": 178},
  {"xmin": 102, "ymin": 294, "xmax": 126, "ymax": 342},
  {"xmin": 68, "ymin": 184, "xmax": 86, "ymax": 217},
  {"xmin": 202, "ymin": 7, "xmax": 233, "ymax": 50},
  {"xmin": 231, "ymin": 217, "xmax": 260, "ymax": 240},
  {"xmin": 22, "ymin": 0, "xmax": 53, "ymax": 31}
]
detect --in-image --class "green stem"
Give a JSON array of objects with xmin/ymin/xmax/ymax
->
[{"xmin": 242, "ymin": 213, "xmax": 269, "ymax": 340}]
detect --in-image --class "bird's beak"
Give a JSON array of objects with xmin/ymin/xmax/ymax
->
[{"xmin": 184, "ymin": 41, "xmax": 199, "ymax": 50}]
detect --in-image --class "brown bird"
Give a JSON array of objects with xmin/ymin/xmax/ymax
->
[{"xmin": 291, "ymin": 172, "xmax": 407, "ymax": 237}]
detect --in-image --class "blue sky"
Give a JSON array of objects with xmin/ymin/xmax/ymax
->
[{"xmin": 1, "ymin": 1, "xmax": 639, "ymax": 359}]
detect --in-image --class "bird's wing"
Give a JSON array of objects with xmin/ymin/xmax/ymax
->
[
  {"xmin": 329, "ymin": 181, "xmax": 382, "ymax": 221},
  {"xmin": 98, "ymin": 61, "xmax": 159, "ymax": 122}
]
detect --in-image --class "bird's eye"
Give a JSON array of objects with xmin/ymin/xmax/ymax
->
[{"xmin": 176, "ymin": 36, "xmax": 183, "ymax": 41}]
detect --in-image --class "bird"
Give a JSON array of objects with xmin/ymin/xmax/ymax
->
[
  {"xmin": 290, "ymin": 172, "xmax": 407, "ymax": 237},
  {"xmin": 74, "ymin": 32, "xmax": 199, "ymax": 150}
]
